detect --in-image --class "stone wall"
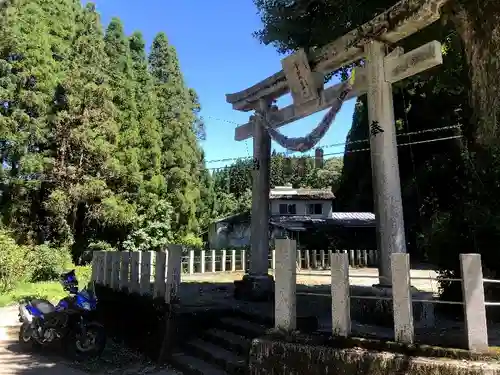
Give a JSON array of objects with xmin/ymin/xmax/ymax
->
[{"xmin": 248, "ymin": 336, "xmax": 500, "ymax": 375}]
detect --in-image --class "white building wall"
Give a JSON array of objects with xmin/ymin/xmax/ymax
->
[{"xmin": 270, "ymin": 199, "xmax": 332, "ymax": 218}]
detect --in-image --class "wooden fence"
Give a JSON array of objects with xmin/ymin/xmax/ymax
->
[
  {"xmin": 91, "ymin": 246, "xmax": 182, "ymax": 303},
  {"xmin": 180, "ymin": 248, "xmax": 379, "ymax": 274}
]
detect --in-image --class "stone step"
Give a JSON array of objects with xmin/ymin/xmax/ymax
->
[
  {"xmin": 183, "ymin": 338, "xmax": 246, "ymax": 375},
  {"xmin": 170, "ymin": 352, "xmax": 229, "ymax": 375},
  {"xmin": 218, "ymin": 317, "xmax": 267, "ymax": 339},
  {"xmin": 202, "ymin": 328, "xmax": 251, "ymax": 356}
]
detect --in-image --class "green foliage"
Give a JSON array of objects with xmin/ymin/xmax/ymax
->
[
  {"xmin": 28, "ymin": 244, "xmax": 73, "ymax": 282},
  {"xmin": 0, "ymin": 230, "xmax": 30, "ymax": 292},
  {"xmin": 177, "ymin": 233, "xmax": 203, "ymax": 249}
]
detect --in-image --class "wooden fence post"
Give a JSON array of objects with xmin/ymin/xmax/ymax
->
[
  {"xmin": 110, "ymin": 252, "xmax": 120, "ymax": 290},
  {"xmin": 119, "ymin": 252, "xmax": 130, "ymax": 291},
  {"xmin": 91, "ymin": 251, "xmax": 99, "ymax": 282},
  {"xmin": 460, "ymin": 253, "xmax": 488, "ymax": 352},
  {"xmin": 130, "ymin": 252, "xmax": 141, "ymax": 293},
  {"xmin": 103, "ymin": 252, "xmax": 112, "ymax": 287},
  {"xmin": 166, "ymin": 244, "xmax": 182, "ymax": 303},
  {"xmin": 97, "ymin": 251, "xmax": 106, "ymax": 284},
  {"xmin": 154, "ymin": 251, "xmax": 167, "ymax": 298},
  {"xmin": 305, "ymin": 250, "xmax": 310, "ymax": 269},
  {"xmin": 331, "ymin": 252, "xmax": 350, "ymax": 337},
  {"xmin": 140, "ymin": 251, "xmax": 152, "ymax": 295},
  {"xmin": 320, "ymin": 249, "xmax": 325, "ymax": 269}
]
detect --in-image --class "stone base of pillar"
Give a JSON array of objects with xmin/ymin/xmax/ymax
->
[
  {"xmin": 234, "ymin": 274, "xmax": 274, "ymax": 302},
  {"xmin": 349, "ymin": 285, "xmax": 435, "ymax": 329}
]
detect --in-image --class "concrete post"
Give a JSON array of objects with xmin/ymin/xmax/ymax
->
[
  {"xmin": 330, "ymin": 252, "xmax": 350, "ymax": 337},
  {"xmin": 231, "ymin": 250, "xmax": 236, "ymax": 271},
  {"xmin": 188, "ymin": 249, "xmax": 194, "ymax": 274},
  {"xmin": 221, "ymin": 249, "xmax": 227, "ymax": 272},
  {"xmin": 460, "ymin": 254, "xmax": 488, "ymax": 352},
  {"xmin": 391, "ymin": 253, "xmax": 414, "ymax": 344},
  {"xmin": 211, "ymin": 249, "xmax": 216, "ymax": 272},
  {"xmin": 275, "ymin": 238, "xmax": 297, "ymax": 331},
  {"xmin": 200, "ymin": 250, "xmax": 205, "ymax": 273},
  {"xmin": 365, "ymin": 40, "xmax": 407, "ymax": 285}
]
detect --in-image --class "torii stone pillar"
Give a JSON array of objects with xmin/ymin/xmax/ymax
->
[
  {"xmin": 365, "ymin": 40, "xmax": 407, "ymax": 286},
  {"xmin": 234, "ymin": 99, "xmax": 274, "ymax": 301}
]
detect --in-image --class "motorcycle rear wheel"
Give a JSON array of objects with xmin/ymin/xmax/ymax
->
[{"xmin": 18, "ymin": 323, "xmax": 42, "ymax": 350}]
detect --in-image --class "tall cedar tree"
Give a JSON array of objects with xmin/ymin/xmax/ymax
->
[
  {"xmin": 104, "ymin": 18, "xmax": 142, "ymax": 195},
  {"xmin": 148, "ymin": 32, "xmax": 203, "ymax": 238}
]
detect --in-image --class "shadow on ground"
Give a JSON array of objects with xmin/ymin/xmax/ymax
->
[
  {"xmin": 0, "ymin": 335, "xmax": 158, "ymax": 375},
  {"xmin": 177, "ymin": 279, "xmax": 500, "ymax": 349}
]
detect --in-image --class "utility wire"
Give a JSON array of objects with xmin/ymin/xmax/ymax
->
[
  {"xmin": 205, "ymin": 124, "xmax": 462, "ymax": 165},
  {"xmin": 207, "ymin": 133, "xmax": 463, "ymax": 171}
]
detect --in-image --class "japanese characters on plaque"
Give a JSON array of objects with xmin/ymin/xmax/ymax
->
[{"xmin": 281, "ymin": 49, "xmax": 320, "ymax": 109}]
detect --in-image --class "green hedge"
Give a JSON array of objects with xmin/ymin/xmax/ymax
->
[{"xmin": 0, "ymin": 230, "xmax": 74, "ymax": 292}]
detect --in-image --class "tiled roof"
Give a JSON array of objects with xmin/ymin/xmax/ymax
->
[
  {"xmin": 214, "ymin": 211, "xmax": 376, "ymax": 228},
  {"xmin": 270, "ymin": 212, "xmax": 376, "ymax": 229}
]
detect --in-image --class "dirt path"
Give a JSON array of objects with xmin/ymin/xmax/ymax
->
[
  {"xmin": 0, "ymin": 305, "xmax": 180, "ymax": 375},
  {"xmin": 0, "ymin": 306, "xmax": 87, "ymax": 375},
  {"xmin": 181, "ymin": 266, "xmax": 440, "ymax": 293}
]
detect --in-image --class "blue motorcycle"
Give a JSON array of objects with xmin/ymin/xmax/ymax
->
[{"xmin": 18, "ymin": 270, "xmax": 106, "ymax": 359}]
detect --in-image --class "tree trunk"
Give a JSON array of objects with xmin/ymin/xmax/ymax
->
[{"xmin": 450, "ymin": 0, "xmax": 500, "ymax": 146}]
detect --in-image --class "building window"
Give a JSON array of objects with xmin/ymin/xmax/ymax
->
[
  {"xmin": 307, "ymin": 203, "xmax": 323, "ymax": 215},
  {"xmin": 279, "ymin": 203, "xmax": 296, "ymax": 215}
]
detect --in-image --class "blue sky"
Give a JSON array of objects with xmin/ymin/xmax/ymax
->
[{"xmin": 90, "ymin": 0, "xmax": 356, "ymax": 170}]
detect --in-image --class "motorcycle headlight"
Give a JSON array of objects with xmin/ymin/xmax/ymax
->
[{"xmin": 81, "ymin": 302, "xmax": 91, "ymax": 311}]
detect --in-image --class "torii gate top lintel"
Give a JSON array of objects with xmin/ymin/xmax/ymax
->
[{"xmin": 225, "ymin": 0, "xmax": 450, "ymax": 117}]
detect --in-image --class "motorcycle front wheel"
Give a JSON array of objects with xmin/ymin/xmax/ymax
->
[{"xmin": 64, "ymin": 322, "xmax": 106, "ymax": 360}]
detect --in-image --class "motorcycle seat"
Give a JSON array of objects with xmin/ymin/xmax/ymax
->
[{"xmin": 30, "ymin": 299, "xmax": 56, "ymax": 314}]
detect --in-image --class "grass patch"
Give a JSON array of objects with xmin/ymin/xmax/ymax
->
[{"xmin": 0, "ymin": 266, "xmax": 91, "ymax": 307}]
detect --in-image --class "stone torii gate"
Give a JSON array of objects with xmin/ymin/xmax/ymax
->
[{"xmin": 226, "ymin": 0, "xmax": 450, "ymax": 300}]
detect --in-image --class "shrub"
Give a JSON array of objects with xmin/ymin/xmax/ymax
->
[
  {"xmin": 177, "ymin": 233, "xmax": 203, "ymax": 249},
  {"xmin": 0, "ymin": 230, "xmax": 31, "ymax": 292},
  {"xmin": 28, "ymin": 244, "xmax": 73, "ymax": 282}
]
